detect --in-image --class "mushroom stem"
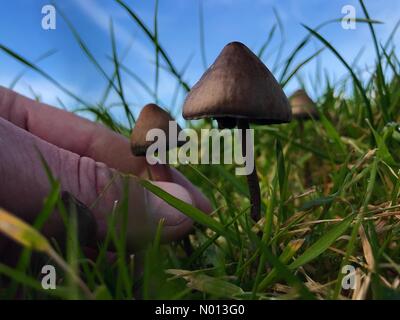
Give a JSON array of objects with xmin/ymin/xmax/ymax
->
[{"xmin": 237, "ymin": 120, "xmax": 261, "ymax": 222}]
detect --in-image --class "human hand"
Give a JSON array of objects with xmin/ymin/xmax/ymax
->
[{"xmin": 0, "ymin": 86, "xmax": 212, "ymax": 257}]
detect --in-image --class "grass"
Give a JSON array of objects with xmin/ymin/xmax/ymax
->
[{"xmin": 1, "ymin": 0, "xmax": 400, "ymax": 299}]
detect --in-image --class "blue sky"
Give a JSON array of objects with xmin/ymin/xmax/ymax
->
[{"xmin": 0, "ymin": 0, "xmax": 399, "ymax": 123}]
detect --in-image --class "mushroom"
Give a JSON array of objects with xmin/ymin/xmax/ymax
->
[
  {"xmin": 182, "ymin": 41, "xmax": 291, "ymax": 221},
  {"xmin": 290, "ymin": 89, "xmax": 319, "ymax": 121},
  {"xmin": 289, "ymin": 89, "xmax": 319, "ymax": 187},
  {"xmin": 131, "ymin": 103, "xmax": 183, "ymax": 179}
]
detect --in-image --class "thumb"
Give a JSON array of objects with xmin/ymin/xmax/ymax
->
[{"xmin": 145, "ymin": 181, "xmax": 194, "ymax": 241}]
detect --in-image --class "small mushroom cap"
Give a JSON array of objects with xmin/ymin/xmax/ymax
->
[
  {"xmin": 290, "ymin": 89, "xmax": 319, "ymax": 121},
  {"xmin": 183, "ymin": 41, "xmax": 291, "ymax": 125},
  {"xmin": 130, "ymin": 103, "xmax": 183, "ymax": 156}
]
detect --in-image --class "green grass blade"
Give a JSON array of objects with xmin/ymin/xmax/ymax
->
[
  {"xmin": 139, "ymin": 179, "xmax": 238, "ymax": 244},
  {"xmin": 9, "ymin": 49, "xmax": 58, "ymax": 89},
  {"xmin": 281, "ymin": 48, "xmax": 324, "ymax": 87},
  {"xmin": 0, "ymin": 44, "xmax": 88, "ymax": 105},
  {"xmin": 257, "ymin": 24, "xmax": 277, "ymax": 59},
  {"xmin": 258, "ymin": 241, "xmax": 315, "ymax": 299},
  {"xmin": 279, "ymin": 18, "xmax": 381, "ymax": 83},
  {"xmin": 199, "ymin": 0, "xmax": 208, "ymax": 70},
  {"xmin": 359, "ymin": 0, "xmax": 390, "ymax": 122},
  {"xmin": 0, "ymin": 263, "xmax": 70, "ymax": 299},
  {"xmin": 319, "ymin": 114, "xmax": 346, "ymax": 154},
  {"xmin": 289, "ymin": 214, "xmax": 354, "ymax": 270},
  {"xmin": 115, "ymin": 0, "xmax": 190, "ymax": 92},
  {"xmin": 153, "ymin": 0, "xmax": 160, "ymax": 103},
  {"xmin": 0, "ymin": 208, "xmax": 52, "ymax": 252},
  {"xmin": 109, "ymin": 19, "xmax": 135, "ymax": 127},
  {"xmin": 302, "ymin": 24, "xmax": 374, "ymax": 127}
]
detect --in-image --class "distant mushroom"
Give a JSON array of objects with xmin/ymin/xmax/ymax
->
[
  {"xmin": 131, "ymin": 103, "xmax": 184, "ymax": 179},
  {"xmin": 289, "ymin": 89, "xmax": 319, "ymax": 187},
  {"xmin": 290, "ymin": 89, "xmax": 319, "ymax": 121},
  {"xmin": 182, "ymin": 41, "xmax": 291, "ymax": 221}
]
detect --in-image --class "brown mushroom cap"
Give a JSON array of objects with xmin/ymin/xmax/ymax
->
[
  {"xmin": 290, "ymin": 89, "xmax": 319, "ymax": 121},
  {"xmin": 182, "ymin": 41, "xmax": 291, "ymax": 126},
  {"xmin": 130, "ymin": 103, "xmax": 183, "ymax": 156}
]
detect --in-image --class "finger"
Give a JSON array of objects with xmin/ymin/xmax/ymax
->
[
  {"xmin": 0, "ymin": 118, "xmax": 193, "ymax": 250},
  {"xmin": 0, "ymin": 86, "xmax": 146, "ymax": 175},
  {"xmin": 170, "ymin": 170, "xmax": 213, "ymax": 214},
  {"xmin": 146, "ymin": 181, "xmax": 194, "ymax": 242},
  {"xmin": 150, "ymin": 164, "xmax": 213, "ymax": 214}
]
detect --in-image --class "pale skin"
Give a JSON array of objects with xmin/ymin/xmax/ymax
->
[{"xmin": 0, "ymin": 86, "xmax": 212, "ymax": 262}]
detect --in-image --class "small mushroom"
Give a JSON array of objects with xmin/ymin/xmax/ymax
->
[
  {"xmin": 290, "ymin": 89, "xmax": 319, "ymax": 121},
  {"xmin": 131, "ymin": 103, "xmax": 183, "ymax": 179},
  {"xmin": 131, "ymin": 103, "xmax": 183, "ymax": 156},
  {"xmin": 289, "ymin": 89, "xmax": 319, "ymax": 187},
  {"xmin": 183, "ymin": 41, "xmax": 291, "ymax": 221}
]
